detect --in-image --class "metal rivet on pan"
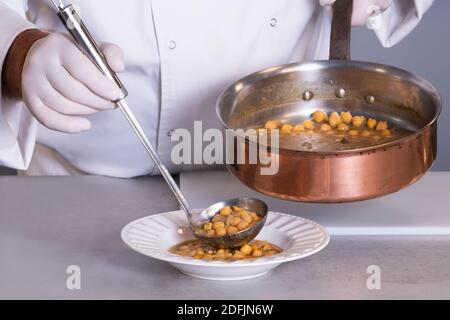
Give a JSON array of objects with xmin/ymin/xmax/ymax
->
[
  {"xmin": 335, "ymin": 88, "xmax": 346, "ymax": 98},
  {"xmin": 302, "ymin": 90, "xmax": 313, "ymax": 101},
  {"xmin": 167, "ymin": 129, "xmax": 175, "ymax": 137},
  {"xmin": 366, "ymin": 95, "xmax": 376, "ymax": 104},
  {"xmin": 270, "ymin": 18, "xmax": 277, "ymax": 27},
  {"xmin": 168, "ymin": 40, "xmax": 176, "ymax": 49}
]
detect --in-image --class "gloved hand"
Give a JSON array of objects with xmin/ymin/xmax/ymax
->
[
  {"xmin": 22, "ymin": 32, "xmax": 125, "ymax": 133},
  {"xmin": 320, "ymin": 0, "xmax": 393, "ymax": 26}
]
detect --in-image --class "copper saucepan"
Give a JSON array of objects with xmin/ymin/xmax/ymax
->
[{"xmin": 216, "ymin": 0, "xmax": 441, "ymax": 203}]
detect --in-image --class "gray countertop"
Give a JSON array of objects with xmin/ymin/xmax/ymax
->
[{"xmin": 0, "ymin": 176, "xmax": 449, "ymax": 300}]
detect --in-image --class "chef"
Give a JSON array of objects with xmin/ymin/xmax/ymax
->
[{"xmin": 0, "ymin": 0, "xmax": 433, "ymax": 177}]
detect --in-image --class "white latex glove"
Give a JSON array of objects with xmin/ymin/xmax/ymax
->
[
  {"xmin": 22, "ymin": 32, "xmax": 125, "ymax": 133},
  {"xmin": 320, "ymin": 0, "xmax": 393, "ymax": 26}
]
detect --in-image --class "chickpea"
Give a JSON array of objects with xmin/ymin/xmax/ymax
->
[
  {"xmin": 340, "ymin": 111, "xmax": 352, "ymax": 124},
  {"xmin": 328, "ymin": 112, "xmax": 342, "ymax": 128},
  {"xmin": 361, "ymin": 130, "xmax": 371, "ymax": 137},
  {"xmin": 240, "ymin": 244, "xmax": 252, "ymax": 255},
  {"xmin": 381, "ymin": 129, "xmax": 392, "ymax": 137},
  {"xmin": 241, "ymin": 213, "xmax": 253, "ymax": 223},
  {"xmin": 233, "ymin": 252, "xmax": 246, "ymax": 259},
  {"xmin": 250, "ymin": 212, "xmax": 259, "ymax": 221},
  {"xmin": 312, "ymin": 110, "xmax": 327, "ymax": 123},
  {"xmin": 213, "ymin": 221, "xmax": 225, "ymax": 230},
  {"xmin": 206, "ymin": 229, "xmax": 216, "ymax": 236},
  {"xmin": 294, "ymin": 124, "xmax": 305, "ymax": 134},
  {"xmin": 320, "ymin": 124, "xmax": 332, "ymax": 132},
  {"xmin": 171, "ymin": 239, "xmax": 283, "ymax": 261},
  {"xmin": 216, "ymin": 227, "xmax": 227, "ymax": 237},
  {"xmin": 252, "ymin": 249, "xmax": 263, "ymax": 258},
  {"xmin": 281, "ymin": 123, "xmax": 294, "ymax": 134},
  {"xmin": 225, "ymin": 214, "xmax": 234, "ymax": 225},
  {"xmin": 212, "ymin": 214, "xmax": 226, "ymax": 223},
  {"xmin": 193, "ymin": 250, "xmax": 204, "ymax": 259},
  {"xmin": 376, "ymin": 121, "xmax": 388, "ymax": 131},
  {"xmin": 237, "ymin": 221, "xmax": 249, "ymax": 231},
  {"xmin": 329, "ymin": 111, "xmax": 342, "ymax": 125},
  {"xmin": 232, "ymin": 211, "xmax": 241, "ymax": 217},
  {"xmin": 227, "ymin": 226, "xmax": 238, "ymax": 234},
  {"xmin": 367, "ymin": 118, "xmax": 377, "ymax": 129},
  {"xmin": 352, "ymin": 116, "xmax": 365, "ymax": 128},
  {"xmin": 337, "ymin": 123, "xmax": 349, "ymax": 132},
  {"xmin": 219, "ymin": 206, "xmax": 232, "ymax": 216},
  {"xmin": 264, "ymin": 120, "xmax": 279, "ymax": 130},
  {"xmin": 231, "ymin": 217, "xmax": 242, "ymax": 226},
  {"xmin": 348, "ymin": 130, "xmax": 359, "ymax": 136},
  {"xmin": 303, "ymin": 120, "xmax": 314, "ymax": 130},
  {"xmin": 232, "ymin": 206, "xmax": 244, "ymax": 212},
  {"xmin": 203, "ymin": 222, "xmax": 213, "ymax": 231},
  {"xmin": 215, "ymin": 252, "xmax": 226, "ymax": 259}
]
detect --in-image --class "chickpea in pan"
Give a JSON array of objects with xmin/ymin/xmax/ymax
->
[
  {"xmin": 367, "ymin": 118, "xmax": 377, "ymax": 129},
  {"xmin": 281, "ymin": 123, "xmax": 294, "ymax": 134},
  {"xmin": 320, "ymin": 124, "xmax": 332, "ymax": 132},
  {"xmin": 261, "ymin": 110, "xmax": 398, "ymax": 150},
  {"xmin": 376, "ymin": 121, "xmax": 389, "ymax": 131},
  {"xmin": 337, "ymin": 123, "xmax": 349, "ymax": 132},
  {"xmin": 361, "ymin": 130, "xmax": 372, "ymax": 137},
  {"xmin": 264, "ymin": 120, "xmax": 279, "ymax": 130},
  {"xmin": 294, "ymin": 124, "xmax": 305, "ymax": 134},
  {"xmin": 340, "ymin": 111, "xmax": 352, "ymax": 124},
  {"xmin": 328, "ymin": 112, "xmax": 342, "ymax": 128},
  {"xmin": 312, "ymin": 110, "xmax": 327, "ymax": 123},
  {"xmin": 351, "ymin": 116, "xmax": 365, "ymax": 128},
  {"xmin": 303, "ymin": 120, "xmax": 314, "ymax": 130}
]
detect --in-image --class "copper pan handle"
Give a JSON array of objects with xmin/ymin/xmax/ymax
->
[{"xmin": 329, "ymin": 0, "xmax": 354, "ymax": 60}]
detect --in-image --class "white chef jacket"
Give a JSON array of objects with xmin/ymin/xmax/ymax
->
[{"xmin": 0, "ymin": 0, "xmax": 433, "ymax": 177}]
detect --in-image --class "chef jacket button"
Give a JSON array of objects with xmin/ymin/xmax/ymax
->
[
  {"xmin": 168, "ymin": 41, "xmax": 177, "ymax": 49},
  {"xmin": 167, "ymin": 129, "xmax": 175, "ymax": 137},
  {"xmin": 270, "ymin": 18, "xmax": 277, "ymax": 27}
]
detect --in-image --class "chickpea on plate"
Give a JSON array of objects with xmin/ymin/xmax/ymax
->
[
  {"xmin": 170, "ymin": 239, "xmax": 283, "ymax": 261},
  {"xmin": 170, "ymin": 206, "xmax": 282, "ymax": 261}
]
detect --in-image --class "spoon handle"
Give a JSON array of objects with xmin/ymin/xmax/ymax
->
[{"xmin": 117, "ymin": 101, "xmax": 192, "ymax": 216}]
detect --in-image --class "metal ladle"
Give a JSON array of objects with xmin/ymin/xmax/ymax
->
[{"xmin": 50, "ymin": 0, "xmax": 268, "ymax": 248}]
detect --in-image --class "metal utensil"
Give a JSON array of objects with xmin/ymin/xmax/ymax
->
[
  {"xmin": 216, "ymin": 0, "xmax": 441, "ymax": 203},
  {"xmin": 50, "ymin": 0, "xmax": 267, "ymax": 247}
]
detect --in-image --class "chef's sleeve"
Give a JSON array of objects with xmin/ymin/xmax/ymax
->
[
  {"xmin": 373, "ymin": 0, "xmax": 434, "ymax": 47},
  {"xmin": 0, "ymin": 1, "xmax": 38, "ymax": 170}
]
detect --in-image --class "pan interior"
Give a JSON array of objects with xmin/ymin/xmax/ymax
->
[{"xmin": 218, "ymin": 61, "xmax": 440, "ymax": 153}]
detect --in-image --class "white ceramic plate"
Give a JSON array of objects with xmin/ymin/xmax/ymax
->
[{"xmin": 121, "ymin": 210, "xmax": 330, "ymax": 281}]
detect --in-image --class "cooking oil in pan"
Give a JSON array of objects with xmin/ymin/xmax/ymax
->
[
  {"xmin": 274, "ymin": 127, "xmax": 411, "ymax": 152},
  {"xmin": 252, "ymin": 121, "xmax": 413, "ymax": 152}
]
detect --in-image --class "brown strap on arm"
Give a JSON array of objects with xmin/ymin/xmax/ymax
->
[{"xmin": 1, "ymin": 29, "xmax": 49, "ymax": 98}]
